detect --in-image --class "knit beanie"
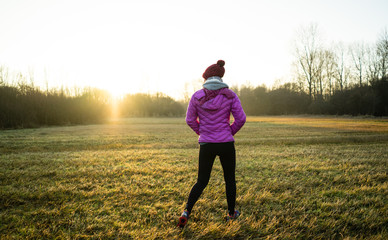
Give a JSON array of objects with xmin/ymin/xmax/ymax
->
[{"xmin": 202, "ymin": 60, "xmax": 225, "ymax": 80}]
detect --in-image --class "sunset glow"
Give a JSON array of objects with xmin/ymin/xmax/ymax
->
[{"xmin": 0, "ymin": 0, "xmax": 387, "ymax": 99}]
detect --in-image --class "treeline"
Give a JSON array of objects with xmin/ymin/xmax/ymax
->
[
  {"xmin": 1, "ymin": 75, "xmax": 387, "ymax": 130},
  {"xmin": 233, "ymin": 77, "xmax": 388, "ymax": 116},
  {"xmin": 289, "ymin": 24, "xmax": 388, "ymax": 115},
  {"xmin": 0, "ymin": 71, "xmax": 186, "ymax": 129},
  {"xmin": 0, "ymin": 80, "xmax": 111, "ymax": 129},
  {"xmin": 118, "ymin": 93, "xmax": 184, "ymax": 117}
]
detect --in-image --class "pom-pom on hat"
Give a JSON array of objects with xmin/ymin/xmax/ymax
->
[{"xmin": 202, "ymin": 60, "xmax": 225, "ymax": 80}]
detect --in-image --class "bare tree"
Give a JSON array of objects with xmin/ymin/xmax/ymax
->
[
  {"xmin": 322, "ymin": 49, "xmax": 336, "ymax": 97},
  {"xmin": 315, "ymin": 50, "xmax": 326, "ymax": 98},
  {"xmin": 333, "ymin": 42, "xmax": 350, "ymax": 91},
  {"xmin": 0, "ymin": 65, "xmax": 9, "ymax": 85},
  {"xmin": 376, "ymin": 28, "xmax": 388, "ymax": 79},
  {"xmin": 365, "ymin": 44, "xmax": 380, "ymax": 83},
  {"xmin": 293, "ymin": 23, "xmax": 324, "ymax": 101},
  {"xmin": 349, "ymin": 42, "xmax": 366, "ymax": 86}
]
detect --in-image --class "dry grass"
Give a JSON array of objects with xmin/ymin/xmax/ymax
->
[
  {"xmin": 1, "ymin": 117, "xmax": 387, "ymax": 239},
  {"xmin": 248, "ymin": 116, "xmax": 388, "ymax": 132}
]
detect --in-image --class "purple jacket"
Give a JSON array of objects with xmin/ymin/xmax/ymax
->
[{"xmin": 186, "ymin": 88, "xmax": 246, "ymax": 143}]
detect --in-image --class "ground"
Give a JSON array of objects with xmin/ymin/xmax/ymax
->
[{"xmin": 1, "ymin": 116, "xmax": 387, "ymax": 239}]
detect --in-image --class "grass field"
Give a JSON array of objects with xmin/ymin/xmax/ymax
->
[{"xmin": 1, "ymin": 116, "xmax": 387, "ymax": 239}]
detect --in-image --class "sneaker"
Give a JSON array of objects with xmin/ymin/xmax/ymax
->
[
  {"xmin": 225, "ymin": 210, "xmax": 240, "ymax": 222},
  {"xmin": 177, "ymin": 210, "xmax": 190, "ymax": 228}
]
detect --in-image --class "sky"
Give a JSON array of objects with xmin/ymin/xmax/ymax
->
[{"xmin": 0, "ymin": 0, "xmax": 387, "ymax": 99}]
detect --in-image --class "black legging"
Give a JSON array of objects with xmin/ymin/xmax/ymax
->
[{"xmin": 185, "ymin": 142, "xmax": 236, "ymax": 215}]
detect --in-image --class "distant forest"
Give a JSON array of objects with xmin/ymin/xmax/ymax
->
[
  {"xmin": 1, "ymin": 25, "xmax": 387, "ymax": 129},
  {"xmin": 0, "ymin": 82, "xmax": 112, "ymax": 129}
]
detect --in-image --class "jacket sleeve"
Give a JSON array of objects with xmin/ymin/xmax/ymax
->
[
  {"xmin": 186, "ymin": 96, "xmax": 200, "ymax": 135},
  {"xmin": 230, "ymin": 95, "xmax": 246, "ymax": 136}
]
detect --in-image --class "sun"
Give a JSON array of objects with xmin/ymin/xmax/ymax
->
[{"xmin": 106, "ymin": 85, "xmax": 127, "ymax": 99}]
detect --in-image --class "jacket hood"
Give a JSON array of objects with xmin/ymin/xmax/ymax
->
[{"xmin": 195, "ymin": 88, "xmax": 235, "ymax": 111}]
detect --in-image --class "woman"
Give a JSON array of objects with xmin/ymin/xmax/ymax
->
[{"xmin": 178, "ymin": 60, "xmax": 246, "ymax": 227}]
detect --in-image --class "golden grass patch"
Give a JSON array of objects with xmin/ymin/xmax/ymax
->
[{"xmin": 247, "ymin": 116, "xmax": 388, "ymax": 132}]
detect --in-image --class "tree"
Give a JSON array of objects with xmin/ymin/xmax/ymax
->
[
  {"xmin": 293, "ymin": 23, "xmax": 324, "ymax": 101},
  {"xmin": 376, "ymin": 28, "xmax": 388, "ymax": 79},
  {"xmin": 349, "ymin": 42, "xmax": 367, "ymax": 86},
  {"xmin": 315, "ymin": 49, "xmax": 326, "ymax": 98},
  {"xmin": 0, "ymin": 65, "xmax": 9, "ymax": 85},
  {"xmin": 322, "ymin": 49, "xmax": 336, "ymax": 97},
  {"xmin": 333, "ymin": 42, "xmax": 351, "ymax": 92},
  {"xmin": 365, "ymin": 44, "xmax": 380, "ymax": 83}
]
